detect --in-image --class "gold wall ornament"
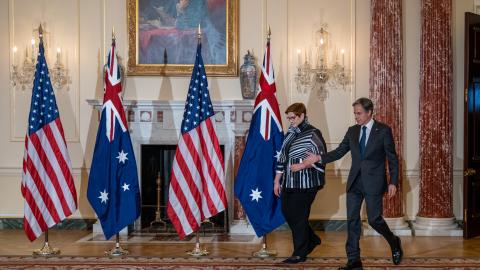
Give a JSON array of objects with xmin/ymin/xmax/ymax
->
[{"xmin": 127, "ymin": 0, "xmax": 238, "ymax": 76}]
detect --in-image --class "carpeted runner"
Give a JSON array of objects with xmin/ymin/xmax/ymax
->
[{"xmin": 0, "ymin": 256, "xmax": 479, "ymax": 269}]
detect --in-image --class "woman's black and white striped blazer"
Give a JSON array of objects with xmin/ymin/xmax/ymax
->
[{"xmin": 276, "ymin": 120, "xmax": 327, "ymax": 189}]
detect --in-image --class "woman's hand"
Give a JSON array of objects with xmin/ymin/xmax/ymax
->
[
  {"xmin": 274, "ymin": 173, "xmax": 282, "ymax": 197},
  {"xmin": 290, "ymin": 162, "xmax": 306, "ymax": 172},
  {"xmin": 291, "ymin": 153, "xmax": 321, "ymax": 172}
]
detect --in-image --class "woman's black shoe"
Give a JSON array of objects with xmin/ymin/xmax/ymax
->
[{"xmin": 282, "ymin": 256, "xmax": 307, "ymax": 264}]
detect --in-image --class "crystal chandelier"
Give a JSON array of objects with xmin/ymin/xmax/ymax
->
[
  {"xmin": 11, "ymin": 25, "xmax": 71, "ymax": 91},
  {"xmin": 294, "ymin": 26, "xmax": 351, "ymax": 100}
]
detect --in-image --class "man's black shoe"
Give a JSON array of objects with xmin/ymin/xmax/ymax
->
[
  {"xmin": 282, "ymin": 256, "xmax": 306, "ymax": 264},
  {"xmin": 338, "ymin": 260, "xmax": 363, "ymax": 270},
  {"xmin": 392, "ymin": 236, "xmax": 403, "ymax": 265}
]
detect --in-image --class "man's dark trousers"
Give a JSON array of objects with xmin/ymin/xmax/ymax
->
[{"xmin": 346, "ymin": 174, "xmax": 397, "ymax": 261}]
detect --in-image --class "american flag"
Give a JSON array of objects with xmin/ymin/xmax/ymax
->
[
  {"xmin": 21, "ymin": 35, "xmax": 77, "ymax": 241},
  {"xmin": 167, "ymin": 43, "xmax": 227, "ymax": 239}
]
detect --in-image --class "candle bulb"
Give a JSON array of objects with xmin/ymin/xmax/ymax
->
[
  {"xmin": 297, "ymin": 49, "xmax": 301, "ymax": 66},
  {"xmin": 341, "ymin": 49, "xmax": 345, "ymax": 67},
  {"xmin": 12, "ymin": 46, "xmax": 17, "ymax": 65},
  {"xmin": 31, "ymin": 38, "xmax": 35, "ymax": 62},
  {"xmin": 311, "ymin": 48, "xmax": 315, "ymax": 67},
  {"xmin": 319, "ymin": 38, "xmax": 324, "ymax": 65},
  {"xmin": 56, "ymin": 47, "xmax": 61, "ymax": 63}
]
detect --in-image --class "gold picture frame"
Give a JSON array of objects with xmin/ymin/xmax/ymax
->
[{"xmin": 127, "ymin": 0, "xmax": 238, "ymax": 76}]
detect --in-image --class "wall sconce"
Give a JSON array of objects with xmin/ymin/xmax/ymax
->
[
  {"xmin": 11, "ymin": 26, "xmax": 71, "ymax": 91},
  {"xmin": 294, "ymin": 25, "xmax": 351, "ymax": 100}
]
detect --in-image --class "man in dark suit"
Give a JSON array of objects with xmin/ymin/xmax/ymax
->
[{"xmin": 298, "ymin": 97, "xmax": 403, "ymax": 270}]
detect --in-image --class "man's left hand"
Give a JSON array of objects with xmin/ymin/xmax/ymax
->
[
  {"xmin": 388, "ymin": 184, "xmax": 397, "ymax": 198},
  {"xmin": 305, "ymin": 152, "xmax": 321, "ymax": 165},
  {"xmin": 290, "ymin": 163, "xmax": 306, "ymax": 172}
]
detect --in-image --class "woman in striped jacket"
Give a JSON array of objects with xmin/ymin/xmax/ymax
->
[{"xmin": 274, "ymin": 102, "xmax": 327, "ymax": 264}]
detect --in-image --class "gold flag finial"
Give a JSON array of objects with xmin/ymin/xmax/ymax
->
[
  {"xmin": 267, "ymin": 25, "xmax": 271, "ymax": 41},
  {"xmin": 197, "ymin": 24, "xmax": 202, "ymax": 42},
  {"xmin": 38, "ymin": 24, "xmax": 44, "ymax": 41},
  {"xmin": 112, "ymin": 26, "xmax": 116, "ymax": 41}
]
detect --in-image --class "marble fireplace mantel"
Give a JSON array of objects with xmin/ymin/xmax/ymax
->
[{"xmin": 87, "ymin": 99, "xmax": 255, "ymax": 235}]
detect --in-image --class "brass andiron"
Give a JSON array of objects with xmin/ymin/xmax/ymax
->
[
  {"xmin": 33, "ymin": 230, "xmax": 60, "ymax": 256},
  {"xmin": 201, "ymin": 218, "xmax": 215, "ymax": 231},
  {"xmin": 150, "ymin": 172, "xmax": 167, "ymax": 231}
]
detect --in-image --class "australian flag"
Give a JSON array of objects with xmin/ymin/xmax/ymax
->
[
  {"xmin": 87, "ymin": 40, "xmax": 140, "ymax": 239},
  {"xmin": 234, "ymin": 40, "xmax": 285, "ymax": 237}
]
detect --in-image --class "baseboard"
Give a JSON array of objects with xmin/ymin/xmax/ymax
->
[
  {"xmin": 0, "ymin": 218, "xmax": 97, "ymax": 230},
  {"xmin": 274, "ymin": 220, "xmax": 348, "ymax": 231}
]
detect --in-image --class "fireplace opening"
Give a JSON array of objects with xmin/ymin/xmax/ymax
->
[{"xmin": 140, "ymin": 144, "xmax": 227, "ymax": 234}]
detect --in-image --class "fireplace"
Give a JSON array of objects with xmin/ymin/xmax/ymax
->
[
  {"xmin": 140, "ymin": 144, "xmax": 227, "ymax": 233},
  {"xmin": 87, "ymin": 99, "xmax": 255, "ymax": 236}
]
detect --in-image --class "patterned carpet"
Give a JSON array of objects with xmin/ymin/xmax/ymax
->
[{"xmin": 0, "ymin": 256, "xmax": 480, "ymax": 269}]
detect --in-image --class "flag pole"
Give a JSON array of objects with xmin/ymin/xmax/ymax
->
[
  {"xmin": 252, "ymin": 26, "xmax": 277, "ymax": 258},
  {"xmin": 186, "ymin": 26, "xmax": 209, "ymax": 257},
  {"xmin": 33, "ymin": 229, "xmax": 60, "ymax": 256},
  {"xmin": 31, "ymin": 25, "xmax": 60, "ymax": 257},
  {"xmin": 110, "ymin": 27, "xmax": 127, "ymax": 100},
  {"xmin": 187, "ymin": 231, "xmax": 209, "ymax": 256},
  {"xmin": 185, "ymin": 26, "xmax": 209, "ymax": 257},
  {"xmin": 253, "ymin": 234, "xmax": 277, "ymax": 257},
  {"xmin": 105, "ymin": 233, "xmax": 129, "ymax": 257}
]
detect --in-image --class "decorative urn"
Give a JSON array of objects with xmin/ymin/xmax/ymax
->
[{"xmin": 239, "ymin": 50, "xmax": 257, "ymax": 99}]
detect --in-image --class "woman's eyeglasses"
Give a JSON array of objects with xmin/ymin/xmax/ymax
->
[{"xmin": 286, "ymin": 115, "xmax": 298, "ymax": 121}]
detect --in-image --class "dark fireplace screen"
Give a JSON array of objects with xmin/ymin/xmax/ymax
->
[{"xmin": 140, "ymin": 144, "xmax": 227, "ymax": 234}]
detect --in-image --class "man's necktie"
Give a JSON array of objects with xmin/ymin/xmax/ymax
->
[{"xmin": 359, "ymin": 126, "xmax": 367, "ymax": 159}]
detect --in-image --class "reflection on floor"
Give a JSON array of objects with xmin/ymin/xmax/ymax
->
[
  {"xmin": 1, "ymin": 229, "xmax": 480, "ymax": 259},
  {"xmin": 78, "ymin": 232, "xmax": 260, "ymax": 244}
]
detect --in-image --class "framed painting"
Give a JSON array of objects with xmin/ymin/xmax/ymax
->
[{"xmin": 127, "ymin": 0, "xmax": 238, "ymax": 76}]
